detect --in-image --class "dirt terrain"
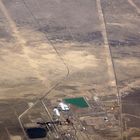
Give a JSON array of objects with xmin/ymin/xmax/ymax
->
[{"xmin": 0, "ymin": 0, "xmax": 139, "ymax": 140}]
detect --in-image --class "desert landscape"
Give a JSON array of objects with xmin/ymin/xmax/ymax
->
[{"xmin": 0, "ymin": 0, "xmax": 139, "ymax": 140}]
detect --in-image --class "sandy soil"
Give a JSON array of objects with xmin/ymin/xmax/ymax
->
[{"xmin": 0, "ymin": 0, "xmax": 139, "ymax": 140}]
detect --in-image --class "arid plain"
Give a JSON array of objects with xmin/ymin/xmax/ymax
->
[{"xmin": 0, "ymin": 0, "xmax": 140, "ymax": 140}]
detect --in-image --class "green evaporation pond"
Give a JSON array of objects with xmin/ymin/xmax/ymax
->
[{"xmin": 64, "ymin": 97, "xmax": 89, "ymax": 108}]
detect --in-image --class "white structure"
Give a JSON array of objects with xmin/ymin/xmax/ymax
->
[
  {"xmin": 58, "ymin": 102, "xmax": 70, "ymax": 111},
  {"xmin": 53, "ymin": 108, "xmax": 60, "ymax": 117},
  {"xmin": 93, "ymin": 96, "xmax": 99, "ymax": 101}
]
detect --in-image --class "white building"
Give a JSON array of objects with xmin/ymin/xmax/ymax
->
[
  {"xmin": 53, "ymin": 108, "xmax": 60, "ymax": 116},
  {"xmin": 58, "ymin": 102, "xmax": 70, "ymax": 111}
]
